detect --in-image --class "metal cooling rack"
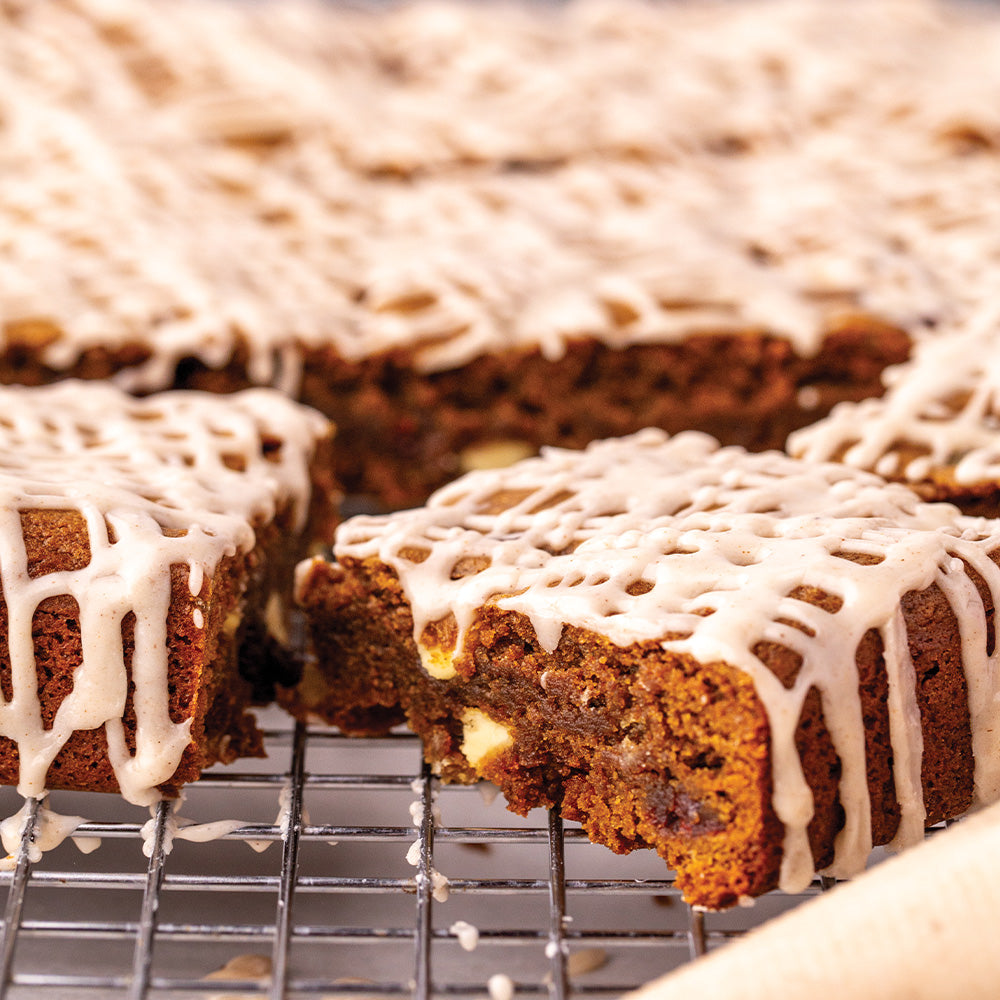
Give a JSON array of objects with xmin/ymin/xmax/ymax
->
[{"xmin": 0, "ymin": 709, "xmax": 831, "ymax": 999}]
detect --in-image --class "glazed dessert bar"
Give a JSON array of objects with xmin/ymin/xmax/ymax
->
[
  {"xmin": 0, "ymin": 381, "xmax": 335, "ymax": 806},
  {"xmin": 295, "ymin": 430, "xmax": 1000, "ymax": 908}
]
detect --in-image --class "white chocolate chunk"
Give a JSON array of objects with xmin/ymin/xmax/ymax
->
[
  {"xmin": 418, "ymin": 643, "xmax": 458, "ymax": 681},
  {"xmin": 460, "ymin": 708, "xmax": 514, "ymax": 769}
]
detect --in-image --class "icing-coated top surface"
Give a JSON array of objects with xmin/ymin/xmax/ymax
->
[
  {"xmin": 4, "ymin": 0, "xmax": 1000, "ymax": 385},
  {"xmin": 332, "ymin": 429, "xmax": 1000, "ymax": 889},
  {"xmin": 0, "ymin": 381, "xmax": 328, "ymax": 805},
  {"xmin": 789, "ymin": 318, "xmax": 1000, "ymax": 486}
]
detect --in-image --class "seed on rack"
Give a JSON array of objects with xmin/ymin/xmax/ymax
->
[
  {"xmin": 568, "ymin": 948, "xmax": 608, "ymax": 976},
  {"xmin": 204, "ymin": 953, "xmax": 272, "ymax": 982}
]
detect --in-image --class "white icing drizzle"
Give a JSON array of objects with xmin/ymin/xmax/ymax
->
[
  {"xmin": 0, "ymin": 380, "xmax": 327, "ymax": 806},
  {"xmin": 0, "ymin": 796, "xmax": 88, "ymax": 870},
  {"xmin": 790, "ymin": 317, "xmax": 1000, "ymax": 488},
  {"xmin": 5, "ymin": 0, "xmax": 1000, "ymax": 385},
  {"xmin": 173, "ymin": 817, "xmax": 250, "ymax": 844},
  {"xmin": 430, "ymin": 869, "xmax": 450, "ymax": 903},
  {"xmin": 71, "ymin": 835, "xmax": 102, "ymax": 855},
  {"xmin": 938, "ymin": 547, "xmax": 1000, "ymax": 807},
  {"xmin": 332, "ymin": 429, "xmax": 1000, "ymax": 889},
  {"xmin": 487, "ymin": 973, "xmax": 515, "ymax": 1000},
  {"xmin": 880, "ymin": 607, "xmax": 925, "ymax": 855},
  {"xmin": 140, "ymin": 798, "xmax": 251, "ymax": 857},
  {"xmin": 449, "ymin": 920, "xmax": 480, "ymax": 953},
  {"xmin": 405, "ymin": 839, "xmax": 422, "ymax": 868}
]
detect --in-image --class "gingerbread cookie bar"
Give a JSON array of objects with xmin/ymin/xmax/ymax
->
[
  {"xmin": 0, "ymin": 381, "xmax": 335, "ymax": 806},
  {"xmin": 295, "ymin": 429, "xmax": 1000, "ymax": 908}
]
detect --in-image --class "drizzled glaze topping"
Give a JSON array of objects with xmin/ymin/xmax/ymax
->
[
  {"xmin": 0, "ymin": 381, "xmax": 327, "ymax": 806},
  {"xmin": 5, "ymin": 0, "xmax": 1000, "ymax": 385},
  {"xmin": 789, "ymin": 317, "xmax": 1000, "ymax": 487},
  {"xmin": 332, "ymin": 429, "xmax": 1000, "ymax": 890}
]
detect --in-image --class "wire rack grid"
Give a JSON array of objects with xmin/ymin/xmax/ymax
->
[{"xmin": 0, "ymin": 708, "xmax": 830, "ymax": 1000}]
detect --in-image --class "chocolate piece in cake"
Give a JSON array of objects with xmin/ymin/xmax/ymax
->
[
  {"xmin": 294, "ymin": 429, "xmax": 1000, "ymax": 909},
  {"xmin": 0, "ymin": 381, "xmax": 335, "ymax": 806}
]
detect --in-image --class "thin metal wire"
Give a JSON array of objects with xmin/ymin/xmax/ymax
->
[
  {"xmin": 271, "ymin": 719, "xmax": 308, "ymax": 999},
  {"xmin": 687, "ymin": 909, "xmax": 707, "ymax": 959},
  {"xmin": 0, "ymin": 725, "xmax": 840, "ymax": 999},
  {"xmin": 414, "ymin": 760, "xmax": 436, "ymax": 1000},
  {"xmin": 0, "ymin": 795, "xmax": 39, "ymax": 998},
  {"xmin": 127, "ymin": 797, "xmax": 171, "ymax": 1000},
  {"xmin": 546, "ymin": 808, "xmax": 569, "ymax": 1000}
]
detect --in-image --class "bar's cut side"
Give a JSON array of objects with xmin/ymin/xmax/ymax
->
[
  {"xmin": 295, "ymin": 430, "xmax": 1000, "ymax": 908},
  {"xmin": 297, "ymin": 321, "xmax": 907, "ymax": 508},
  {"xmin": 0, "ymin": 381, "xmax": 336, "ymax": 806}
]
